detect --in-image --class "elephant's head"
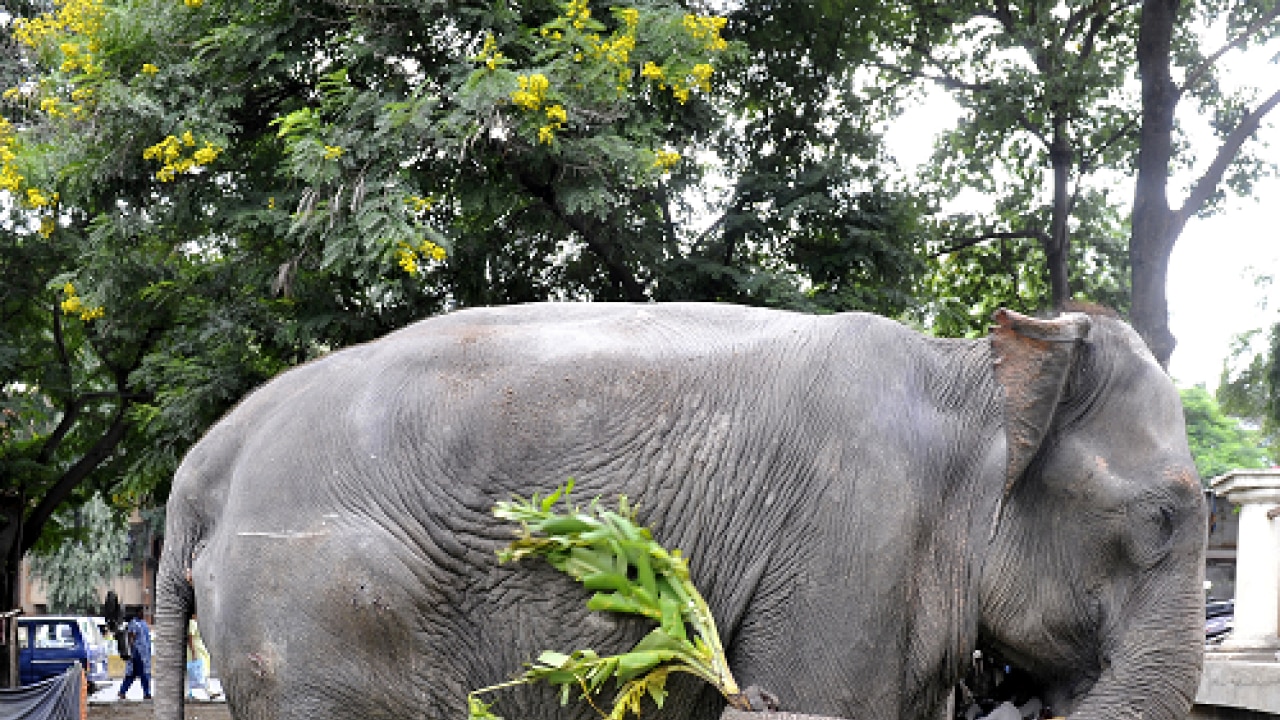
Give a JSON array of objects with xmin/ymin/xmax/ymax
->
[{"xmin": 980, "ymin": 307, "xmax": 1206, "ymax": 719}]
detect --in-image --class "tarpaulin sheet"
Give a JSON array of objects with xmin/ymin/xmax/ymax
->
[{"xmin": 0, "ymin": 665, "xmax": 82, "ymax": 720}]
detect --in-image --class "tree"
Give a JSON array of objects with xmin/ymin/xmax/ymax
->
[
  {"xmin": 27, "ymin": 493, "xmax": 129, "ymax": 614},
  {"xmin": 0, "ymin": 3, "xmax": 933, "ymax": 691},
  {"xmin": 1180, "ymin": 386, "xmax": 1270, "ymax": 481},
  {"xmin": 1129, "ymin": 0, "xmax": 1280, "ymax": 366},
  {"xmin": 869, "ymin": 1, "xmax": 1280, "ymax": 349},
  {"xmin": 889, "ymin": 1, "xmax": 1140, "ymax": 325},
  {"xmin": 1217, "ymin": 324, "xmax": 1280, "ymax": 450}
]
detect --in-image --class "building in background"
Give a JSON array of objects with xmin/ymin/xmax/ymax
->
[{"xmin": 19, "ymin": 509, "xmax": 160, "ymax": 622}]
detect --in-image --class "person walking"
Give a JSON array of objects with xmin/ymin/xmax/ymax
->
[
  {"xmin": 118, "ymin": 611, "xmax": 152, "ymax": 700},
  {"xmin": 186, "ymin": 614, "xmax": 211, "ymax": 698}
]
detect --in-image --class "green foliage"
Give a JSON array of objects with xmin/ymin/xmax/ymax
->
[
  {"xmin": 1218, "ymin": 322, "xmax": 1280, "ymax": 456},
  {"xmin": 27, "ymin": 493, "xmax": 129, "ymax": 613},
  {"xmin": 922, "ymin": 190, "xmax": 1130, "ymax": 337},
  {"xmin": 0, "ymin": 0, "xmax": 937, "ymax": 573},
  {"xmin": 469, "ymin": 481, "xmax": 742, "ymax": 720},
  {"xmin": 1181, "ymin": 386, "xmax": 1269, "ymax": 482}
]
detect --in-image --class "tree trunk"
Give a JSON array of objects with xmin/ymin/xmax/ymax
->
[
  {"xmin": 1046, "ymin": 116, "xmax": 1074, "ymax": 309},
  {"xmin": 1129, "ymin": 0, "xmax": 1180, "ymax": 368},
  {"xmin": 0, "ymin": 491, "xmax": 22, "ymax": 688}
]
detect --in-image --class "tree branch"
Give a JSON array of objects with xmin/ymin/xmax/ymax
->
[
  {"xmin": 870, "ymin": 60, "xmax": 990, "ymax": 94},
  {"xmin": 50, "ymin": 300, "xmax": 70, "ymax": 385},
  {"xmin": 1176, "ymin": 86, "xmax": 1280, "ymax": 229},
  {"xmin": 35, "ymin": 400, "xmax": 82, "ymax": 466},
  {"xmin": 931, "ymin": 230, "xmax": 1049, "ymax": 258},
  {"xmin": 21, "ymin": 405, "xmax": 129, "ymax": 555},
  {"xmin": 1075, "ymin": 1, "xmax": 1134, "ymax": 64},
  {"xmin": 1078, "ymin": 116, "xmax": 1141, "ymax": 172},
  {"xmin": 1181, "ymin": 5, "xmax": 1280, "ymax": 97}
]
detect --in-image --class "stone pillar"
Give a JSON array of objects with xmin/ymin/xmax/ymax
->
[{"xmin": 1212, "ymin": 469, "xmax": 1280, "ymax": 652}]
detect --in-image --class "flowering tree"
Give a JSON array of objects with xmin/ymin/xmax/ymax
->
[{"xmin": 0, "ymin": 3, "xmax": 927, "ymax": 690}]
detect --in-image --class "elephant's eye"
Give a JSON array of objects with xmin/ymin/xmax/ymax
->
[{"xmin": 1126, "ymin": 503, "xmax": 1175, "ymax": 568}]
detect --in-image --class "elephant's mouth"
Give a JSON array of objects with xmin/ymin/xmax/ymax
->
[{"xmin": 957, "ymin": 645, "xmax": 1099, "ymax": 719}]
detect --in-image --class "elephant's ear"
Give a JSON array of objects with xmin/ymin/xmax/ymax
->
[{"xmin": 990, "ymin": 308, "xmax": 1091, "ymax": 497}]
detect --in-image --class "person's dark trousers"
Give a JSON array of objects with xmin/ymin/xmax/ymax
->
[{"xmin": 118, "ymin": 654, "xmax": 152, "ymax": 699}]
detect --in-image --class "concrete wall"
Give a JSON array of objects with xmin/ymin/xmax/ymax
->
[
  {"xmin": 1196, "ymin": 658, "xmax": 1280, "ymax": 719},
  {"xmin": 1193, "ymin": 705, "xmax": 1280, "ymax": 719}
]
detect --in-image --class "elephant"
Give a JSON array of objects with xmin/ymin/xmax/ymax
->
[{"xmin": 153, "ymin": 302, "xmax": 1206, "ymax": 720}]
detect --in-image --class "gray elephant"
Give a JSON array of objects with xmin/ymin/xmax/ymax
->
[{"xmin": 154, "ymin": 302, "xmax": 1205, "ymax": 720}]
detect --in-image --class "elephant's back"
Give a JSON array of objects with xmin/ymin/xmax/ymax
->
[{"xmin": 177, "ymin": 302, "xmax": 935, "ymax": 530}]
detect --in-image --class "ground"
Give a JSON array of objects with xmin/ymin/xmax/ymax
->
[
  {"xmin": 88, "ymin": 663, "xmax": 230, "ymax": 720},
  {"xmin": 88, "ymin": 699, "xmax": 232, "ymax": 720}
]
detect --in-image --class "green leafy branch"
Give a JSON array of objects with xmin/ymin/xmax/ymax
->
[{"xmin": 467, "ymin": 480, "xmax": 747, "ymax": 720}]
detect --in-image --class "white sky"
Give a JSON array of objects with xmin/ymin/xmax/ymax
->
[{"xmin": 884, "ymin": 34, "xmax": 1280, "ymax": 392}]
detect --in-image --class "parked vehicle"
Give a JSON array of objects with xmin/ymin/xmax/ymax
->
[
  {"xmin": 1206, "ymin": 599, "xmax": 1234, "ymax": 644},
  {"xmin": 18, "ymin": 615, "xmax": 111, "ymax": 689}
]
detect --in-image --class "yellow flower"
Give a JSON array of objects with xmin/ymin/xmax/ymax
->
[
  {"xmin": 26, "ymin": 188, "xmax": 49, "ymax": 207},
  {"xmin": 618, "ymin": 7, "xmax": 638, "ymax": 27},
  {"xmin": 406, "ymin": 195, "xmax": 435, "ymax": 213},
  {"xmin": 641, "ymin": 62, "xmax": 664, "ymax": 81},
  {"xmin": 512, "ymin": 74, "xmax": 551, "ymax": 111},
  {"xmin": 267, "ymin": 196, "xmax": 276, "ymax": 210},
  {"xmin": 421, "ymin": 240, "xmax": 447, "ymax": 262},
  {"xmin": 545, "ymin": 104, "xmax": 567, "ymax": 125},
  {"xmin": 672, "ymin": 84, "xmax": 690, "ymax": 104},
  {"xmin": 323, "ymin": 145, "xmax": 343, "ymax": 160},
  {"xmin": 39, "ymin": 97, "xmax": 64, "ymax": 117},
  {"xmin": 193, "ymin": 143, "xmax": 219, "ymax": 165},
  {"xmin": 2, "ymin": 88, "xmax": 21, "ymax": 100},
  {"xmin": 184, "ymin": 0, "xmax": 203, "ymax": 7},
  {"xmin": 683, "ymin": 14, "xmax": 729, "ymax": 51},
  {"xmin": 39, "ymin": 216, "xmax": 56, "ymax": 237},
  {"xmin": 396, "ymin": 243, "xmax": 419, "ymax": 275},
  {"xmin": 182, "ymin": 130, "xmax": 195, "ymax": 146},
  {"xmin": 61, "ymin": 294, "xmax": 83, "ymax": 314},
  {"xmin": 511, "ymin": 90, "xmax": 538, "ymax": 110},
  {"xmin": 0, "ymin": 168, "xmax": 22, "ymax": 193},
  {"xmin": 141, "ymin": 63, "xmax": 159, "ymax": 75},
  {"xmin": 80, "ymin": 306, "xmax": 104, "ymax": 321},
  {"xmin": 691, "ymin": 63, "xmax": 714, "ymax": 91},
  {"xmin": 538, "ymin": 125, "xmax": 556, "ymax": 145},
  {"xmin": 476, "ymin": 35, "xmax": 505, "ymax": 70},
  {"xmin": 652, "ymin": 149, "xmax": 680, "ymax": 171}
]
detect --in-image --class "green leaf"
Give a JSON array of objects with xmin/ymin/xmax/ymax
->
[
  {"xmin": 658, "ymin": 595, "xmax": 687, "ymax": 642},
  {"xmin": 535, "ymin": 650, "xmax": 573, "ymax": 668},
  {"xmin": 475, "ymin": 481, "xmax": 742, "ymax": 719},
  {"xmin": 586, "ymin": 593, "xmax": 654, "ymax": 617},
  {"xmin": 615, "ymin": 651, "xmax": 676, "ymax": 682}
]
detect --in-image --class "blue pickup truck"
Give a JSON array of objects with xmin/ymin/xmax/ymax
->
[{"xmin": 18, "ymin": 616, "xmax": 111, "ymax": 690}]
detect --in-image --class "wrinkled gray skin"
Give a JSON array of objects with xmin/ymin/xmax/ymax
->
[{"xmin": 154, "ymin": 303, "xmax": 1205, "ymax": 720}]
